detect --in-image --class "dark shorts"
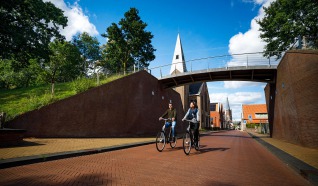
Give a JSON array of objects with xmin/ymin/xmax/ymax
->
[
  {"xmin": 165, "ymin": 122, "xmax": 172, "ymax": 128},
  {"xmin": 190, "ymin": 122, "xmax": 199, "ymax": 130}
]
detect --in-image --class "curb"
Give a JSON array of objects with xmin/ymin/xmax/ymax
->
[
  {"xmin": 248, "ymin": 132, "xmax": 318, "ymax": 186},
  {"xmin": 0, "ymin": 140, "xmax": 155, "ymax": 169}
]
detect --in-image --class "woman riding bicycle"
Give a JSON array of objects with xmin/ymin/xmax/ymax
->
[
  {"xmin": 182, "ymin": 101, "xmax": 200, "ymax": 147},
  {"xmin": 159, "ymin": 102, "xmax": 177, "ymax": 142}
]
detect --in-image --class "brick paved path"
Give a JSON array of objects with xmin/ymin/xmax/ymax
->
[{"xmin": 0, "ymin": 130, "xmax": 311, "ymax": 185}]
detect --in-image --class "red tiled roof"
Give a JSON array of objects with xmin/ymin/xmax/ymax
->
[{"xmin": 242, "ymin": 104, "xmax": 268, "ymax": 123}]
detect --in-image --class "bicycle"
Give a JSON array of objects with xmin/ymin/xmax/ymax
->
[
  {"xmin": 182, "ymin": 119, "xmax": 200, "ymax": 155},
  {"xmin": 155, "ymin": 118, "xmax": 177, "ymax": 152}
]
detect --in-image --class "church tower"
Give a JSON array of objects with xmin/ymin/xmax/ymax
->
[
  {"xmin": 224, "ymin": 97, "xmax": 232, "ymax": 129},
  {"xmin": 170, "ymin": 34, "xmax": 189, "ymax": 111},
  {"xmin": 170, "ymin": 33, "xmax": 187, "ymax": 75}
]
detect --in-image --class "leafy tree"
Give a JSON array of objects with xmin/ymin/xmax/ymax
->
[
  {"xmin": 0, "ymin": 59, "xmax": 15, "ymax": 89},
  {"xmin": 101, "ymin": 8, "xmax": 156, "ymax": 74},
  {"xmin": 72, "ymin": 32, "xmax": 101, "ymax": 75},
  {"xmin": 14, "ymin": 59, "xmax": 44, "ymax": 87},
  {"xmin": 0, "ymin": 58, "xmax": 43, "ymax": 89},
  {"xmin": 0, "ymin": 0, "xmax": 68, "ymax": 65},
  {"xmin": 44, "ymin": 40, "xmax": 83, "ymax": 96},
  {"xmin": 257, "ymin": 0, "xmax": 318, "ymax": 58},
  {"xmin": 101, "ymin": 24, "xmax": 124, "ymax": 73}
]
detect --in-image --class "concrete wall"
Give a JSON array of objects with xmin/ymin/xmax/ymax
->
[
  {"xmin": 7, "ymin": 71, "xmax": 186, "ymax": 138},
  {"xmin": 266, "ymin": 50, "xmax": 318, "ymax": 148}
]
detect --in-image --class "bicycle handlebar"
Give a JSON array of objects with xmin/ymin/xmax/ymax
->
[
  {"xmin": 159, "ymin": 118, "xmax": 172, "ymax": 121},
  {"xmin": 182, "ymin": 118, "xmax": 199, "ymax": 123}
]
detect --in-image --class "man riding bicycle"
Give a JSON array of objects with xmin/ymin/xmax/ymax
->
[
  {"xmin": 182, "ymin": 101, "xmax": 200, "ymax": 147},
  {"xmin": 159, "ymin": 102, "xmax": 177, "ymax": 142}
]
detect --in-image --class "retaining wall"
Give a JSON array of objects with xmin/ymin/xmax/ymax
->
[
  {"xmin": 265, "ymin": 50, "xmax": 318, "ymax": 148},
  {"xmin": 7, "ymin": 71, "xmax": 186, "ymax": 137}
]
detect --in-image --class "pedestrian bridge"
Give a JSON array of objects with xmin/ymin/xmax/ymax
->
[{"xmin": 147, "ymin": 52, "xmax": 283, "ymax": 89}]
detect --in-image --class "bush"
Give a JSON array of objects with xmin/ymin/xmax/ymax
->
[
  {"xmin": 27, "ymin": 94, "xmax": 56, "ymax": 111},
  {"xmin": 72, "ymin": 77, "xmax": 95, "ymax": 93},
  {"xmin": 246, "ymin": 123, "xmax": 259, "ymax": 128}
]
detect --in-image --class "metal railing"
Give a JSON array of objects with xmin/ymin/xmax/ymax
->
[{"xmin": 147, "ymin": 51, "xmax": 285, "ymax": 79}]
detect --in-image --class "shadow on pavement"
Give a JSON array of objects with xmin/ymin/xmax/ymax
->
[
  {"xmin": 209, "ymin": 134, "xmax": 252, "ymax": 139},
  {"xmin": 191, "ymin": 145, "xmax": 230, "ymax": 155},
  {"xmin": 1, "ymin": 173, "xmax": 109, "ymax": 186},
  {"xmin": 165, "ymin": 146, "xmax": 183, "ymax": 151},
  {"xmin": 0, "ymin": 140, "xmax": 44, "ymax": 148}
]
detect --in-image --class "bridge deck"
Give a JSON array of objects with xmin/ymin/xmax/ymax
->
[{"xmin": 158, "ymin": 65, "xmax": 277, "ymax": 88}]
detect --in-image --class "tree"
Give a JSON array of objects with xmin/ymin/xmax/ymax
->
[
  {"xmin": 101, "ymin": 8, "xmax": 156, "ymax": 74},
  {"xmin": 0, "ymin": 59, "xmax": 15, "ymax": 89},
  {"xmin": 0, "ymin": 58, "xmax": 43, "ymax": 89},
  {"xmin": 257, "ymin": 0, "xmax": 318, "ymax": 58},
  {"xmin": 0, "ymin": 0, "xmax": 68, "ymax": 65},
  {"xmin": 44, "ymin": 40, "xmax": 83, "ymax": 96},
  {"xmin": 72, "ymin": 32, "xmax": 101, "ymax": 75}
]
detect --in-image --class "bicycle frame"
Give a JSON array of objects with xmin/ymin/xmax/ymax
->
[
  {"xmin": 155, "ymin": 118, "xmax": 177, "ymax": 152},
  {"xmin": 182, "ymin": 119, "xmax": 200, "ymax": 155}
]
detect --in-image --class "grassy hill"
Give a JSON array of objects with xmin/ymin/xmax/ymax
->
[{"xmin": 0, "ymin": 75, "xmax": 125, "ymax": 121}]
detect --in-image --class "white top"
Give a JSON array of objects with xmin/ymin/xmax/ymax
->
[{"xmin": 170, "ymin": 33, "xmax": 187, "ymax": 75}]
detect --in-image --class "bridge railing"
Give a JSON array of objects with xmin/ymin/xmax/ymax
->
[{"xmin": 147, "ymin": 51, "xmax": 284, "ymax": 79}]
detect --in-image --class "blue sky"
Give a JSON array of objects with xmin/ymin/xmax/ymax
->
[{"xmin": 47, "ymin": 0, "xmax": 276, "ymax": 120}]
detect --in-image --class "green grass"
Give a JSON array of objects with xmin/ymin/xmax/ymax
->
[{"xmin": 0, "ymin": 74, "xmax": 125, "ymax": 121}]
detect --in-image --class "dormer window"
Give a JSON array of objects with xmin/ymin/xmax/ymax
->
[{"xmin": 176, "ymin": 55, "xmax": 179, "ymax": 59}]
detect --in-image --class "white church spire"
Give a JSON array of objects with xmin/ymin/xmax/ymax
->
[
  {"xmin": 224, "ymin": 97, "xmax": 231, "ymax": 110},
  {"xmin": 170, "ymin": 33, "xmax": 187, "ymax": 75}
]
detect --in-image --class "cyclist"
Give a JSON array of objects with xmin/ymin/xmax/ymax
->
[
  {"xmin": 159, "ymin": 102, "xmax": 177, "ymax": 142},
  {"xmin": 182, "ymin": 101, "xmax": 200, "ymax": 147}
]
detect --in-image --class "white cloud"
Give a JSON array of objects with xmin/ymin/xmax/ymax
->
[
  {"xmin": 242, "ymin": 0, "xmax": 268, "ymax": 5},
  {"xmin": 45, "ymin": 0, "xmax": 99, "ymax": 41},
  {"xmin": 229, "ymin": 92, "xmax": 263, "ymax": 104},
  {"xmin": 210, "ymin": 92, "xmax": 262, "ymax": 104},
  {"xmin": 228, "ymin": 17, "xmax": 265, "ymax": 54},
  {"xmin": 207, "ymin": 84, "xmax": 227, "ymax": 90},
  {"xmin": 224, "ymin": 81, "xmax": 265, "ymax": 89},
  {"xmin": 228, "ymin": 0, "xmax": 275, "ymax": 55}
]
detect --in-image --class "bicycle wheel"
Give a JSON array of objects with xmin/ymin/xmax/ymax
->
[
  {"xmin": 183, "ymin": 132, "xmax": 191, "ymax": 155},
  {"xmin": 170, "ymin": 136, "xmax": 177, "ymax": 148},
  {"xmin": 156, "ymin": 131, "xmax": 166, "ymax": 152},
  {"xmin": 195, "ymin": 133, "xmax": 200, "ymax": 151}
]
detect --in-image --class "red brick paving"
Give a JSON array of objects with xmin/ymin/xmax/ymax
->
[{"xmin": 0, "ymin": 130, "xmax": 311, "ymax": 185}]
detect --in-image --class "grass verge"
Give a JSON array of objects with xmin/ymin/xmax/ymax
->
[{"xmin": 0, "ymin": 74, "xmax": 125, "ymax": 121}]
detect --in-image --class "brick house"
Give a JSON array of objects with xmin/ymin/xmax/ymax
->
[
  {"xmin": 242, "ymin": 104, "xmax": 268, "ymax": 124},
  {"xmin": 210, "ymin": 102, "xmax": 223, "ymax": 129}
]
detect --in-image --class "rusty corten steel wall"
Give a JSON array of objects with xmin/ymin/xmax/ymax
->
[
  {"xmin": 7, "ymin": 71, "xmax": 186, "ymax": 137},
  {"xmin": 266, "ymin": 50, "xmax": 318, "ymax": 148},
  {"xmin": 264, "ymin": 83, "xmax": 275, "ymax": 137}
]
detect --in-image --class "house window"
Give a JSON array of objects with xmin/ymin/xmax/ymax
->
[
  {"xmin": 176, "ymin": 55, "xmax": 179, "ymax": 59},
  {"xmin": 210, "ymin": 104, "xmax": 216, "ymax": 111},
  {"xmin": 255, "ymin": 113, "xmax": 268, "ymax": 119},
  {"xmin": 248, "ymin": 115, "xmax": 252, "ymax": 121}
]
